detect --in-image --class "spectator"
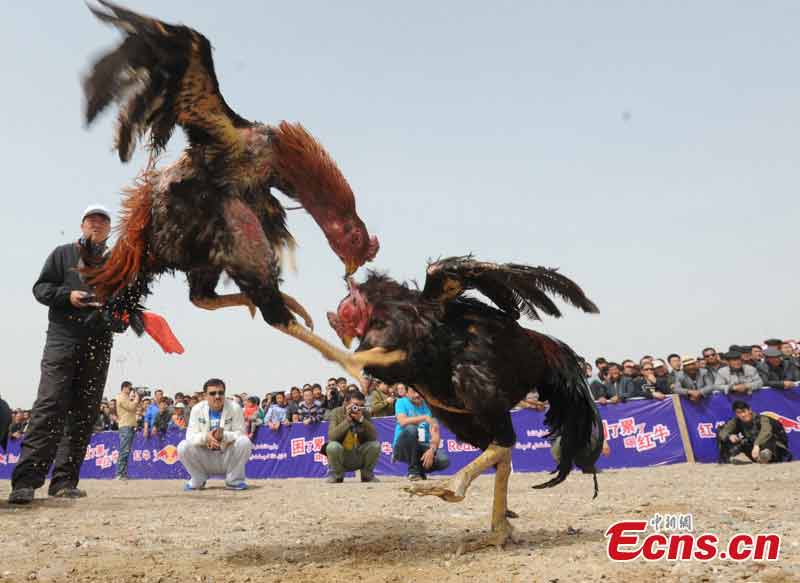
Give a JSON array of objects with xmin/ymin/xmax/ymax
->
[
  {"xmin": 368, "ymin": 380, "xmax": 396, "ymax": 417},
  {"xmin": 137, "ymin": 398, "xmax": 151, "ymax": 430},
  {"xmin": 750, "ymin": 345, "xmax": 764, "ymax": 367},
  {"xmin": 336, "ymin": 377, "xmax": 348, "ymax": 396},
  {"xmin": 142, "ymin": 394, "xmax": 160, "ymax": 437},
  {"xmin": 108, "ymin": 399, "xmax": 119, "ymax": 429},
  {"xmin": 667, "ymin": 353, "xmax": 681, "ymax": 386},
  {"xmin": 701, "ymin": 347, "xmax": 724, "ymax": 382},
  {"xmin": 639, "ymin": 355, "xmax": 654, "ymax": 368},
  {"xmin": 594, "ymin": 358, "xmax": 609, "ymax": 382},
  {"xmin": 9, "ymin": 410, "xmax": 27, "ymax": 440},
  {"xmin": 757, "ymin": 348, "xmax": 800, "ymax": 390},
  {"xmin": 233, "ymin": 395, "xmax": 244, "ymax": 408},
  {"xmin": 152, "ymin": 399, "xmax": 171, "ymax": 437},
  {"xmin": 311, "ymin": 384, "xmax": 325, "ymax": 407},
  {"xmin": 642, "ymin": 359, "xmax": 673, "ymax": 400},
  {"xmin": 696, "ymin": 356, "xmax": 706, "ymax": 369},
  {"xmin": 672, "ymin": 357, "xmax": 714, "ymax": 401},
  {"xmin": 736, "ymin": 345, "xmax": 755, "ymax": 366},
  {"xmin": 603, "ymin": 362, "xmax": 636, "ymax": 402},
  {"xmin": 298, "ymin": 388, "xmax": 324, "ymax": 425},
  {"xmin": 242, "ymin": 396, "xmax": 262, "ymax": 437},
  {"xmin": 393, "ymin": 386, "xmax": 450, "ymax": 481},
  {"xmin": 781, "ymin": 341, "xmax": 799, "ymax": 366},
  {"xmin": 323, "ymin": 389, "xmax": 380, "ymax": 483},
  {"xmin": 324, "ymin": 384, "xmax": 342, "ymax": 412},
  {"xmin": 177, "ymin": 378, "xmax": 252, "ymax": 491},
  {"xmin": 170, "ymin": 403, "xmax": 188, "ymax": 430},
  {"xmin": 94, "ymin": 403, "xmax": 113, "ymax": 432},
  {"xmin": 285, "ymin": 387, "xmax": 302, "ymax": 422},
  {"xmin": 260, "ymin": 394, "xmax": 273, "ymax": 415},
  {"xmin": 264, "ymin": 392, "xmax": 289, "ymax": 431},
  {"xmin": 717, "ymin": 401, "xmax": 791, "ymax": 464},
  {"xmin": 115, "ymin": 381, "xmax": 139, "ymax": 480},
  {"xmin": 713, "ymin": 351, "xmax": 763, "ymax": 395},
  {"xmin": 394, "ymin": 383, "xmax": 408, "ymax": 399}
]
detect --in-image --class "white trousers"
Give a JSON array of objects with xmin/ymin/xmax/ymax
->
[{"xmin": 177, "ymin": 436, "xmax": 253, "ymax": 487}]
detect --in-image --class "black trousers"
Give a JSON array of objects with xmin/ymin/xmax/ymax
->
[{"xmin": 12, "ymin": 329, "xmax": 112, "ymax": 492}]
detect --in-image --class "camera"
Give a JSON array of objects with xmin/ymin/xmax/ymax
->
[
  {"xmin": 347, "ymin": 404, "xmax": 363, "ymax": 414},
  {"xmin": 134, "ymin": 386, "xmax": 151, "ymax": 398}
]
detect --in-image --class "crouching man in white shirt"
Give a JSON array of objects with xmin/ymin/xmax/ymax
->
[{"xmin": 178, "ymin": 378, "xmax": 252, "ymax": 491}]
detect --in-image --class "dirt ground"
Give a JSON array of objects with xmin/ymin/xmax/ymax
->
[{"xmin": 0, "ymin": 463, "xmax": 798, "ymax": 583}]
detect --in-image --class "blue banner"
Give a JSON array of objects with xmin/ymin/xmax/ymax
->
[{"xmin": 1, "ymin": 390, "xmax": 797, "ymax": 480}]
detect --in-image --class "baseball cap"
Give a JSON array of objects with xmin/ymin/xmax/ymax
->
[{"xmin": 81, "ymin": 204, "xmax": 112, "ymax": 222}]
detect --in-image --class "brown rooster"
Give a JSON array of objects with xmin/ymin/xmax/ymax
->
[
  {"xmin": 81, "ymin": 1, "xmax": 378, "ymax": 369},
  {"xmin": 327, "ymin": 256, "xmax": 603, "ymax": 552}
]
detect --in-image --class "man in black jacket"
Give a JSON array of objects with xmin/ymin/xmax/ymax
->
[
  {"xmin": 757, "ymin": 348, "xmax": 800, "ymax": 390},
  {"xmin": 9, "ymin": 205, "xmax": 117, "ymax": 505}
]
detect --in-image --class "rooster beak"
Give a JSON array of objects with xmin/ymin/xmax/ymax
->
[
  {"xmin": 341, "ymin": 335, "xmax": 353, "ymax": 349},
  {"xmin": 345, "ymin": 259, "xmax": 359, "ymax": 277}
]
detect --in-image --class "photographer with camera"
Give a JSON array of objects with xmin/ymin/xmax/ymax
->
[
  {"xmin": 323, "ymin": 389, "xmax": 380, "ymax": 483},
  {"xmin": 9, "ymin": 205, "xmax": 120, "ymax": 505},
  {"xmin": 717, "ymin": 401, "xmax": 791, "ymax": 464},
  {"xmin": 177, "ymin": 379, "xmax": 252, "ymax": 491},
  {"xmin": 115, "ymin": 381, "xmax": 140, "ymax": 479}
]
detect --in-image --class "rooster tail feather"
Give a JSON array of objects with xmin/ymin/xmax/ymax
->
[{"xmin": 528, "ymin": 332, "xmax": 603, "ymax": 496}]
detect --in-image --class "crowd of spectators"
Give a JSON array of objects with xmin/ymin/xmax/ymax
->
[
  {"xmin": 5, "ymin": 339, "xmax": 799, "ymax": 441},
  {"xmin": 582, "ymin": 339, "xmax": 800, "ymax": 406}
]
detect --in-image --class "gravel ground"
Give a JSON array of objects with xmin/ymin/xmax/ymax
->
[{"xmin": 0, "ymin": 462, "xmax": 798, "ymax": 583}]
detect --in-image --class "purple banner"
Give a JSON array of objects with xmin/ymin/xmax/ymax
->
[
  {"xmin": 680, "ymin": 388, "xmax": 800, "ymax": 462},
  {"xmin": 5, "ymin": 392, "xmax": 796, "ymax": 480},
  {"xmin": 511, "ymin": 397, "xmax": 687, "ymax": 471}
]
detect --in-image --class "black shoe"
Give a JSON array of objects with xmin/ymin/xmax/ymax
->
[
  {"xmin": 407, "ymin": 474, "xmax": 424, "ymax": 482},
  {"xmin": 361, "ymin": 474, "xmax": 380, "ymax": 483},
  {"xmin": 325, "ymin": 475, "xmax": 344, "ymax": 484},
  {"xmin": 8, "ymin": 487, "xmax": 35, "ymax": 505},
  {"xmin": 50, "ymin": 487, "xmax": 87, "ymax": 499}
]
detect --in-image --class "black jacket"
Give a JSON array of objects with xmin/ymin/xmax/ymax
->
[
  {"xmin": 757, "ymin": 360, "xmax": 800, "ymax": 389},
  {"xmin": 34, "ymin": 241, "xmax": 110, "ymax": 336}
]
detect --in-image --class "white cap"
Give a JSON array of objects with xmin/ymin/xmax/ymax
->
[{"xmin": 81, "ymin": 204, "xmax": 112, "ymax": 222}]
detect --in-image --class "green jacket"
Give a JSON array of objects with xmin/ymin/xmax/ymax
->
[
  {"xmin": 327, "ymin": 405, "xmax": 378, "ymax": 444},
  {"xmin": 368, "ymin": 389, "xmax": 395, "ymax": 417},
  {"xmin": 717, "ymin": 414, "xmax": 774, "ymax": 447}
]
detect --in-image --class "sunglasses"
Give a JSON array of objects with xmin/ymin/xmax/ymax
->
[
  {"xmin": 642, "ymin": 367, "xmax": 654, "ymax": 372},
  {"xmin": 207, "ymin": 391, "xmax": 225, "ymax": 397}
]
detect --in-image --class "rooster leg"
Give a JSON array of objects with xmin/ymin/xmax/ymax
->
[
  {"xmin": 405, "ymin": 443, "xmax": 509, "ymax": 503},
  {"xmin": 192, "ymin": 293, "xmax": 257, "ymax": 319},
  {"xmin": 352, "ymin": 347, "xmax": 408, "ymax": 369},
  {"xmin": 275, "ymin": 320, "xmax": 367, "ymax": 382},
  {"xmin": 456, "ymin": 447, "xmax": 516, "ymax": 555},
  {"xmin": 280, "ymin": 292, "xmax": 314, "ymax": 331}
]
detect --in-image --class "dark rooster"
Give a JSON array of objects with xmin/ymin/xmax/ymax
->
[
  {"xmin": 327, "ymin": 256, "xmax": 603, "ymax": 552},
  {"xmin": 80, "ymin": 1, "xmax": 378, "ymax": 367}
]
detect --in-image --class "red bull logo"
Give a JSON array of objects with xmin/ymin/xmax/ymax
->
[
  {"xmin": 155, "ymin": 444, "xmax": 179, "ymax": 465},
  {"xmin": 762, "ymin": 411, "xmax": 800, "ymax": 433}
]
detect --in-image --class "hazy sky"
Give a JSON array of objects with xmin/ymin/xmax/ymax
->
[{"xmin": 2, "ymin": 2, "xmax": 798, "ymax": 407}]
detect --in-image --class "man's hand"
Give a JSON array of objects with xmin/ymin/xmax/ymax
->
[
  {"xmin": 70, "ymin": 291, "xmax": 90, "ymax": 308},
  {"xmin": 150, "ymin": 427, "xmax": 159, "ymax": 438},
  {"xmin": 752, "ymin": 444, "xmax": 760, "ymax": 460},
  {"xmin": 688, "ymin": 390, "xmax": 701, "ymax": 401},
  {"xmin": 609, "ymin": 395, "xmax": 620, "ymax": 404},
  {"xmin": 652, "ymin": 391, "xmax": 666, "ymax": 400},
  {"xmin": 420, "ymin": 447, "xmax": 436, "ymax": 470},
  {"xmin": 784, "ymin": 381, "xmax": 795, "ymax": 389},
  {"xmin": 206, "ymin": 431, "xmax": 222, "ymax": 450},
  {"xmin": 728, "ymin": 434, "xmax": 740, "ymax": 444},
  {"xmin": 732, "ymin": 383, "xmax": 748, "ymax": 393},
  {"xmin": 597, "ymin": 397, "xmax": 607, "ymax": 405},
  {"xmin": 303, "ymin": 418, "xmax": 311, "ymax": 425}
]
